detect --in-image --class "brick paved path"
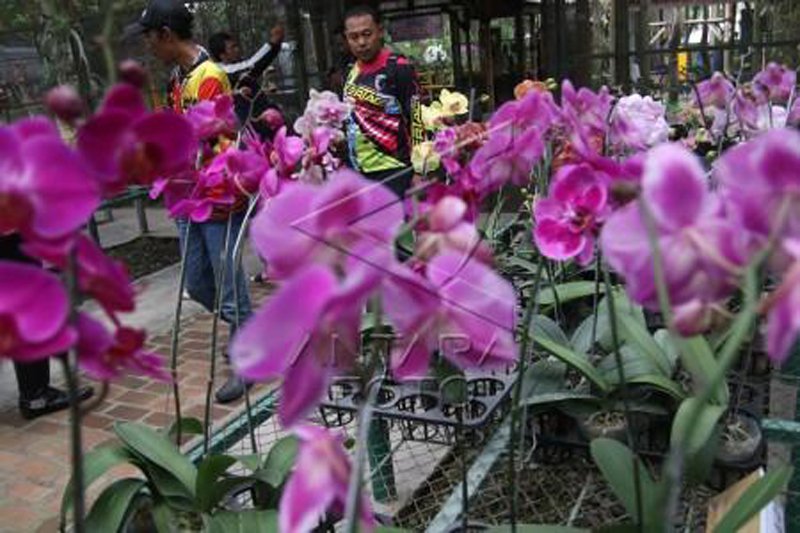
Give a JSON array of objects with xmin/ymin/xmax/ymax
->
[{"xmin": 0, "ymin": 283, "xmax": 271, "ymax": 532}]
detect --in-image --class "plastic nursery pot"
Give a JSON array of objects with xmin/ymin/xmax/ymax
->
[
  {"xmin": 577, "ymin": 410, "xmax": 631, "ymax": 442},
  {"xmin": 715, "ymin": 409, "xmax": 763, "ymax": 466}
]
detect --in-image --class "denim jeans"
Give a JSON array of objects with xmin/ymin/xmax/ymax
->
[{"xmin": 176, "ymin": 212, "xmax": 252, "ymax": 336}]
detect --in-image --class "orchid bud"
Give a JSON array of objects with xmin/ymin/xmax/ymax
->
[
  {"xmin": 44, "ymin": 85, "xmax": 84, "ymax": 124},
  {"xmin": 118, "ymin": 60, "xmax": 148, "ymax": 89}
]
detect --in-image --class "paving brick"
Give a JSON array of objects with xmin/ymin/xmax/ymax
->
[
  {"xmin": 143, "ymin": 411, "xmax": 175, "ymax": 429},
  {"xmin": 0, "ymin": 502, "xmax": 39, "ymax": 531},
  {"xmin": 119, "ymin": 376, "xmax": 148, "ymax": 389},
  {"xmin": 16, "ymin": 457, "xmax": 61, "ymax": 484},
  {"xmin": 105, "ymin": 405, "xmax": 149, "ymax": 422},
  {"xmin": 7, "ymin": 480, "xmax": 55, "ymax": 503},
  {"xmin": 116, "ymin": 390, "xmax": 161, "ymax": 407},
  {"xmin": 82, "ymin": 413, "xmax": 116, "ymax": 430},
  {"xmin": 26, "ymin": 420, "xmax": 64, "ymax": 436}
]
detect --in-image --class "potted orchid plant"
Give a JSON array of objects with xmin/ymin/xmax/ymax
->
[{"xmin": 1, "ymin": 43, "xmax": 796, "ymax": 531}]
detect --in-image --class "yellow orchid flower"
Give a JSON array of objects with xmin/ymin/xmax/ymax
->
[
  {"xmin": 438, "ymin": 89, "xmax": 469, "ymax": 116},
  {"xmin": 421, "ymin": 103, "xmax": 444, "ymax": 131},
  {"xmin": 411, "ymin": 141, "xmax": 441, "ymax": 174}
]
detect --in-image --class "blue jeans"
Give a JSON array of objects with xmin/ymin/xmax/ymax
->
[{"xmin": 176, "ymin": 213, "xmax": 251, "ymax": 336}]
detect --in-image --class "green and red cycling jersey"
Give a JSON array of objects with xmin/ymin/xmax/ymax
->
[{"xmin": 343, "ymin": 48, "xmax": 425, "ymax": 174}]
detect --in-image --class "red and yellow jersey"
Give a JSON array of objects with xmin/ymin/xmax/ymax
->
[{"xmin": 167, "ymin": 50, "xmax": 231, "ymax": 114}]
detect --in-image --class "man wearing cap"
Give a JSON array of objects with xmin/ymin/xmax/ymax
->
[{"xmin": 128, "ymin": 0, "xmax": 251, "ymax": 404}]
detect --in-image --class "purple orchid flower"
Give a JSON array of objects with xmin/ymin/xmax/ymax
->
[
  {"xmin": 250, "ymin": 169, "xmax": 404, "ymax": 279},
  {"xmin": 77, "ymin": 84, "xmax": 197, "ymax": 196},
  {"xmin": 0, "ymin": 119, "xmax": 100, "ymax": 242},
  {"xmin": 384, "ymin": 251, "xmax": 517, "ymax": 379},
  {"xmin": 231, "ymin": 258, "xmax": 382, "ymax": 425},
  {"xmin": 754, "ymin": 62, "xmax": 797, "ymax": 104},
  {"xmin": 560, "ymin": 79, "xmax": 613, "ymax": 136},
  {"xmin": 763, "ymin": 239, "xmax": 800, "ymax": 363},
  {"xmin": 601, "ymin": 144, "xmax": 748, "ymax": 318},
  {"xmin": 75, "ymin": 313, "xmax": 169, "ymax": 382},
  {"xmin": 170, "ymin": 147, "xmax": 273, "ymax": 222},
  {"xmin": 695, "ymin": 72, "xmax": 735, "ymax": 110},
  {"xmin": 609, "ymin": 94, "xmax": 670, "ymax": 151},
  {"xmin": 468, "ymin": 128, "xmax": 544, "ymax": 196},
  {"xmin": 280, "ymin": 425, "xmax": 375, "ymax": 533},
  {"xmin": 534, "ymin": 164, "xmax": 609, "ymax": 266},
  {"xmin": 716, "ymin": 129, "xmax": 800, "ymax": 270},
  {"xmin": 184, "ymin": 94, "xmax": 237, "ymax": 140},
  {"xmin": 0, "ymin": 261, "xmax": 77, "ymax": 361}
]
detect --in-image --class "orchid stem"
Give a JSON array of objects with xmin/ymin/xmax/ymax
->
[
  {"xmin": 64, "ymin": 251, "xmax": 85, "ymax": 532},
  {"xmin": 509, "ymin": 257, "xmax": 545, "ymax": 532},
  {"xmin": 232, "ymin": 196, "xmax": 261, "ymax": 454},
  {"xmin": 203, "ymin": 215, "xmax": 234, "ymax": 456},
  {"xmin": 169, "ymin": 219, "xmax": 192, "ymax": 446}
]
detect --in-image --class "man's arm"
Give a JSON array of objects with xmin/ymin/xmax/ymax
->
[{"xmin": 222, "ymin": 25, "xmax": 285, "ymax": 79}]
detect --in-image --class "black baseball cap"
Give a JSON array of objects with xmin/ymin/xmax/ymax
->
[{"xmin": 123, "ymin": 0, "xmax": 193, "ymax": 38}]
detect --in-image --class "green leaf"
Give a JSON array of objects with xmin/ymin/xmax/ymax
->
[
  {"xmin": 196, "ymin": 455, "xmax": 238, "ymax": 511},
  {"xmin": 713, "ymin": 467, "xmax": 793, "ymax": 533},
  {"xmin": 234, "ymin": 453, "xmax": 264, "ymax": 473},
  {"xmin": 624, "ymin": 374, "xmax": 687, "ymax": 401},
  {"xmin": 61, "ymin": 445, "xmax": 133, "ymax": 527},
  {"xmin": 571, "ymin": 311, "xmax": 611, "ymax": 354},
  {"xmin": 537, "ymin": 281, "xmax": 604, "ymax": 306},
  {"xmin": 530, "ymin": 314, "xmax": 571, "ymax": 347},
  {"xmin": 676, "ymin": 336, "xmax": 729, "ymax": 405},
  {"xmin": 207, "ymin": 510, "xmax": 278, "ymax": 533},
  {"xmin": 150, "ymin": 502, "xmax": 176, "ymax": 533},
  {"xmin": 521, "ymin": 360, "xmax": 567, "ymax": 399},
  {"xmin": 535, "ymin": 336, "xmax": 610, "ymax": 393},
  {"xmin": 524, "ymin": 391, "xmax": 599, "ymax": 408},
  {"xmin": 598, "ymin": 345, "xmax": 659, "ymax": 384},
  {"xmin": 85, "ymin": 478, "xmax": 147, "ymax": 532},
  {"xmin": 671, "ymin": 398, "xmax": 726, "ymax": 456},
  {"xmin": 258, "ymin": 436, "xmax": 298, "ymax": 488},
  {"xmin": 139, "ymin": 462, "xmax": 196, "ymax": 511},
  {"xmin": 487, "ymin": 525, "xmax": 590, "ymax": 532},
  {"xmin": 114, "ymin": 422, "xmax": 197, "ymax": 497},
  {"xmin": 616, "ymin": 313, "xmax": 672, "ymax": 376},
  {"xmin": 167, "ymin": 417, "xmax": 204, "ymax": 440},
  {"xmin": 590, "ymin": 438, "xmax": 658, "ymax": 525},
  {"xmin": 506, "ymin": 256, "xmax": 541, "ymax": 276},
  {"xmin": 653, "ymin": 329, "xmax": 680, "ymax": 372}
]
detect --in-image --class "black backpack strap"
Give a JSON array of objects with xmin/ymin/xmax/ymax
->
[{"xmin": 384, "ymin": 53, "xmax": 400, "ymax": 97}]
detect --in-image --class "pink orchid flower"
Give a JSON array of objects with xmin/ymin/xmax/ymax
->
[
  {"xmin": 468, "ymin": 127, "xmax": 544, "ymax": 196},
  {"xmin": 609, "ymin": 94, "xmax": 670, "ymax": 151},
  {"xmin": 601, "ymin": 144, "xmax": 748, "ymax": 317},
  {"xmin": 560, "ymin": 80, "xmax": 613, "ymax": 136},
  {"xmin": 250, "ymin": 169, "xmax": 404, "ymax": 279},
  {"xmin": 281, "ymin": 425, "xmax": 374, "ymax": 533},
  {"xmin": 184, "ymin": 94, "xmax": 237, "ymax": 140},
  {"xmin": 170, "ymin": 147, "xmax": 273, "ymax": 222},
  {"xmin": 0, "ymin": 119, "xmax": 100, "ymax": 242},
  {"xmin": 763, "ymin": 240, "xmax": 800, "ymax": 364},
  {"xmin": 384, "ymin": 251, "xmax": 517, "ymax": 379},
  {"xmin": 75, "ymin": 313, "xmax": 169, "ymax": 382},
  {"xmin": 231, "ymin": 260, "xmax": 380, "ymax": 425},
  {"xmin": 695, "ymin": 72, "xmax": 735, "ymax": 110},
  {"xmin": 416, "ymin": 196, "xmax": 492, "ymax": 264},
  {"xmin": 0, "ymin": 262, "xmax": 76, "ymax": 361},
  {"xmin": 754, "ymin": 62, "xmax": 797, "ymax": 104},
  {"xmin": 534, "ymin": 164, "xmax": 610, "ymax": 266},
  {"xmin": 716, "ymin": 129, "xmax": 800, "ymax": 270},
  {"xmin": 78, "ymin": 84, "xmax": 197, "ymax": 196}
]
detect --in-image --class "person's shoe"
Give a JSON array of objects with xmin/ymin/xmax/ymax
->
[
  {"xmin": 250, "ymin": 272, "xmax": 266, "ymax": 284},
  {"xmin": 19, "ymin": 385, "xmax": 94, "ymax": 420},
  {"xmin": 215, "ymin": 375, "xmax": 251, "ymax": 404}
]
